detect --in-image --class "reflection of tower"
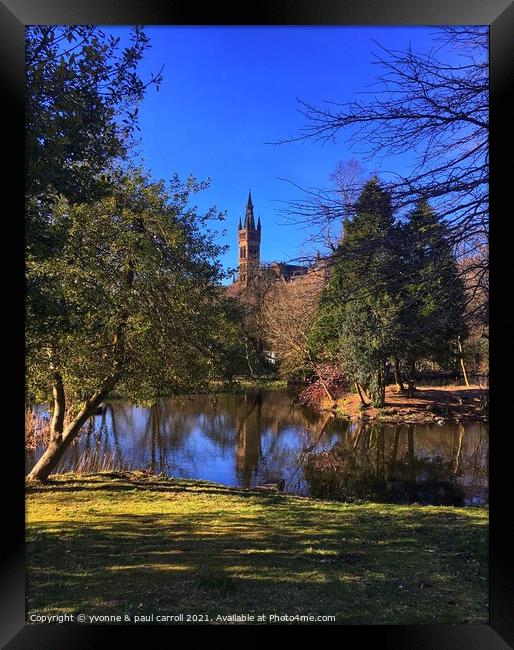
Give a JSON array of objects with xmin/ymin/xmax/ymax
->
[
  {"xmin": 238, "ymin": 191, "xmax": 261, "ymax": 286},
  {"xmin": 235, "ymin": 393, "xmax": 262, "ymax": 487}
]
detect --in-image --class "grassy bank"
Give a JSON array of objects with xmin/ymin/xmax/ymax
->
[
  {"xmin": 26, "ymin": 472, "xmax": 488, "ymax": 625},
  {"xmin": 106, "ymin": 378, "xmax": 289, "ymax": 401},
  {"xmin": 207, "ymin": 377, "xmax": 288, "ymax": 393}
]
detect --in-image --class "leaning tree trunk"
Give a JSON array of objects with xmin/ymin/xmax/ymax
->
[
  {"xmin": 26, "ymin": 386, "xmax": 111, "ymax": 483},
  {"xmin": 457, "ymin": 336, "xmax": 470, "ymax": 387},
  {"xmin": 28, "ymin": 259, "xmax": 133, "ymax": 483},
  {"xmin": 354, "ymin": 381, "xmax": 368, "ymax": 406},
  {"xmin": 49, "ymin": 370, "xmax": 65, "ymax": 442}
]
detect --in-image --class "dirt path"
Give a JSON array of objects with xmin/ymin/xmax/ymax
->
[{"xmin": 330, "ymin": 384, "xmax": 488, "ymax": 423}]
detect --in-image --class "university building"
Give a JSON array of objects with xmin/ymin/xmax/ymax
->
[{"xmin": 234, "ymin": 191, "xmax": 319, "ymax": 287}]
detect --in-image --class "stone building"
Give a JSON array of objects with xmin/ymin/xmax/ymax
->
[
  {"xmin": 228, "ymin": 191, "xmax": 331, "ymax": 370},
  {"xmin": 237, "ymin": 191, "xmax": 262, "ymax": 286},
  {"xmin": 235, "ymin": 191, "xmax": 313, "ymax": 286}
]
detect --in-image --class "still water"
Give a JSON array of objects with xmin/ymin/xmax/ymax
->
[{"xmin": 26, "ymin": 390, "xmax": 488, "ymax": 506}]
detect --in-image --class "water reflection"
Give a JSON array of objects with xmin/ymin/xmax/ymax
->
[
  {"xmin": 303, "ymin": 422, "xmax": 488, "ymax": 505},
  {"xmin": 26, "ymin": 390, "xmax": 488, "ymax": 505}
]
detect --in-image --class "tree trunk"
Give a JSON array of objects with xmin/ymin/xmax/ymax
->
[
  {"xmin": 380, "ymin": 369, "xmax": 386, "ymax": 406},
  {"xmin": 355, "ymin": 381, "xmax": 368, "ymax": 406},
  {"xmin": 244, "ymin": 337, "xmax": 255, "ymax": 377},
  {"xmin": 393, "ymin": 356, "xmax": 405, "ymax": 393},
  {"xmin": 371, "ymin": 365, "xmax": 386, "ymax": 408},
  {"xmin": 457, "ymin": 336, "xmax": 470, "ymax": 387},
  {"xmin": 28, "ymin": 259, "xmax": 131, "ymax": 483},
  {"xmin": 50, "ymin": 370, "xmax": 65, "ymax": 442},
  {"xmin": 26, "ymin": 386, "xmax": 111, "ymax": 483},
  {"xmin": 405, "ymin": 360, "xmax": 416, "ymax": 397}
]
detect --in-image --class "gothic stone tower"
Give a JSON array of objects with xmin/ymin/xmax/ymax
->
[{"xmin": 238, "ymin": 191, "xmax": 261, "ymax": 285}]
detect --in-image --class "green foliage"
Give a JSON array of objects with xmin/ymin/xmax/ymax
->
[
  {"xmin": 25, "ymin": 25, "xmax": 247, "ymax": 412},
  {"xmin": 25, "ymin": 25, "xmax": 161, "ymax": 263},
  {"xmin": 309, "ymin": 180, "xmax": 466, "ymax": 406},
  {"xmin": 398, "ymin": 200, "xmax": 467, "ymax": 367},
  {"xmin": 26, "ymin": 171, "xmax": 240, "ymax": 407},
  {"xmin": 26, "ymin": 26, "xmax": 159, "ymax": 203},
  {"xmin": 310, "ymin": 179, "xmax": 401, "ymax": 406}
]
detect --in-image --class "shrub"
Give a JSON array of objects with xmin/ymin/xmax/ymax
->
[{"xmin": 298, "ymin": 364, "xmax": 349, "ymax": 408}]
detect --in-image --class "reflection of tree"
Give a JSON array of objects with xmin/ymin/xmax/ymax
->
[
  {"xmin": 303, "ymin": 423, "xmax": 485, "ymax": 505},
  {"xmin": 388, "ymin": 425, "xmax": 401, "ymax": 477},
  {"xmin": 453, "ymin": 425, "xmax": 465, "ymax": 475},
  {"xmin": 29, "ymin": 391, "xmax": 487, "ymax": 505},
  {"xmin": 198, "ymin": 395, "xmax": 239, "ymax": 450},
  {"xmin": 299, "ymin": 412, "xmax": 338, "ymax": 460},
  {"xmin": 235, "ymin": 393, "xmax": 263, "ymax": 487},
  {"xmin": 108, "ymin": 405, "xmax": 123, "ymax": 466},
  {"xmin": 406, "ymin": 425, "xmax": 415, "ymax": 483},
  {"xmin": 232, "ymin": 391, "xmax": 345, "ymax": 488}
]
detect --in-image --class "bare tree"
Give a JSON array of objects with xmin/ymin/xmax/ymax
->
[
  {"xmin": 263, "ymin": 266, "xmax": 326, "ymax": 379},
  {"xmin": 277, "ymin": 26, "xmax": 488, "ymax": 321},
  {"xmin": 227, "ymin": 266, "xmax": 279, "ymax": 374},
  {"xmin": 278, "ymin": 159, "xmax": 368, "ymax": 257}
]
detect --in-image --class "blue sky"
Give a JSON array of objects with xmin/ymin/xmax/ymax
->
[{"xmin": 109, "ymin": 26, "xmax": 466, "ymax": 280}]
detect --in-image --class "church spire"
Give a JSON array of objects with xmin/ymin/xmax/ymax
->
[
  {"xmin": 238, "ymin": 215, "xmax": 242, "ymax": 230},
  {"xmin": 244, "ymin": 189, "xmax": 255, "ymax": 229},
  {"xmin": 238, "ymin": 189, "xmax": 261, "ymax": 286}
]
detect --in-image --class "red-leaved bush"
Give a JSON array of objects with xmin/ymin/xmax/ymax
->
[{"xmin": 298, "ymin": 365, "xmax": 349, "ymax": 408}]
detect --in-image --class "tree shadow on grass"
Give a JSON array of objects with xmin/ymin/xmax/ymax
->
[
  {"xmin": 26, "ymin": 483, "xmax": 488, "ymax": 624},
  {"xmin": 26, "ymin": 473, "xmax": 288, "ymax": 502}
]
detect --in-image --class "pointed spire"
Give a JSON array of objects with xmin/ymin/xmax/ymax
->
[
  {"xmin": 244, "ymin": 189, "xmax": 255, "ymax": 229},
  {"xmin": 257, "ymin": 215, "xmax": 261, "ymax": 230},
  {"xmin": 238, "ymin": 215, "xmax": 242, "ymax": 230}
]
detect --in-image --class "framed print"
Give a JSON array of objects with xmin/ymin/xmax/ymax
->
[{"xmin": 4, "ymin": 0, "xmax": 512, "ymax": 647}]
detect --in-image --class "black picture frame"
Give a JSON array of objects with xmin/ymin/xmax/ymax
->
[{"xmin": 4, "ymin": 0, "xmax": 512, "ymax": 647}]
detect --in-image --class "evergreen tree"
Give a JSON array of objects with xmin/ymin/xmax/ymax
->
[
  {"xmin": 397, "ymin": 200, "xmax": 467, "ymax": 374},
  {"xmin": 310, "ymin": 178, "xmax": 402, "ymax": 407}
]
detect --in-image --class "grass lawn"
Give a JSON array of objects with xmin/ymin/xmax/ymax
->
[{"xmin": 26, "ymin": 472, "xmax": 488, "ymax": 625}]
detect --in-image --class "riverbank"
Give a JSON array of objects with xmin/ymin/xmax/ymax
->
[
  {"xmin": 208, "ymin": 377, "xmax": 288, "ymax": 393},
  {"xmin": 106, "ymin": 377, "xmax": 288, "ymax": 400},
  {"xmin": 26, "ymin": 472, "xmax": 487, "ymax": 624},
  {"xmin": 328, "ymin": 384, "xmax": 488, "ymax": 424}
]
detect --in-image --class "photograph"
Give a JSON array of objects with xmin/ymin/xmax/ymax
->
[
  {"xmin": 23, "ymin": 22, "xmax": 490, "ymax": 627},
  {"xmin": 6, "ymin": 2, "xmax": 508, "ymax": 640}
]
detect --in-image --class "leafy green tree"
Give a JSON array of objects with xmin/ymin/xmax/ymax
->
[
  {"xmin": 26, "ymin": 25, "xmax": 160, "ymax": 201},
  {"xmin": 310, "ymin": 178, "xmax": 402, "ymax": 407},
  {"xmin": 26, "ymin": 172, "xmax": 238, "ymax": 482},
  {"xmin": 26, "ymin": 25, "xmax": 162, "ymax": 260},
  {"xmin": 397, "ymin": 200, "xmax": 467, "ymax": 379}
]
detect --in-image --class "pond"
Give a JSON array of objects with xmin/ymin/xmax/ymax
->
[{"xmin": 26, "ymin": 389, "xmax": 488, "ymax": 506}]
